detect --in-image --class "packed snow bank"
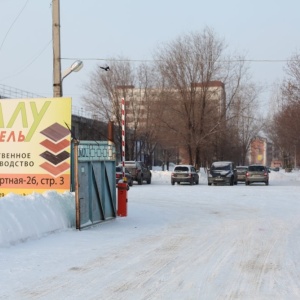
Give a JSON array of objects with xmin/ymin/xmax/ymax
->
[{"xmin": 0, "ymin": 191, "xmax": 75, "ymax": 247}]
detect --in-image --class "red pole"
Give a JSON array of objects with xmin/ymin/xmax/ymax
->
[{"xmin": 117, "ymin": 97, "xmax": 128, "ymax": 217}]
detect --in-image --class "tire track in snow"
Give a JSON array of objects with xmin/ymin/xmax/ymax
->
[
  {"xmin": 220, "ymin": 218, "xmax": 295, "ymax": 299},
  {"xmin": 13, "ymin": 183, "xmax": 300, "ymax": 299}
]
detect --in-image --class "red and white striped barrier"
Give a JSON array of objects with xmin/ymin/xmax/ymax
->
[{"xmin": 121, "ymin": 98, "xmax": 126, "ymax": 180}]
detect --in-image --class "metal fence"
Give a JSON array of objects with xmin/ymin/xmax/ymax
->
[{"xmin": 73, "ymin": 141, "xmax": 117, "ymax": 230}]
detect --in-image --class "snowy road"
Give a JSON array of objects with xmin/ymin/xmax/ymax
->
[{"xmin": 1, "ymin": 171, "xmax": 300, "ymax": 299}]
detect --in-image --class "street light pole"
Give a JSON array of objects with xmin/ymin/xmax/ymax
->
[{"xmin": 52, "ymin": 0, "xmax": 62, "ymax": 97}]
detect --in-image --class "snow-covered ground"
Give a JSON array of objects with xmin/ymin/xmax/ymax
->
[{"xmin": 1, "ymin": 168, "xmax": 300, "ymax": 299}]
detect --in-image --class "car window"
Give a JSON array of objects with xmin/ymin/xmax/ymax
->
[
  {"xmin": 211, "ymin": 163, "xmax": 230, "ymax": 171},
  {"xmin": 237, "ymin": 167, "xmax": 248, "ymax": 171},
  {"xmin": 174, "ymin": 166, "xmax": 189, "ymax": 172},
  {"xmin": 116, "ymin": 167, "xmax": 122, "ymax": 172},
  {"xmin": 249, "ymin": 166, "xmax": 265, "ymax": 172}
]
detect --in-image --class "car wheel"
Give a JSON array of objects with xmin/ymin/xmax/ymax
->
[
  {"xmin": 129, "ymin": 179, "xmax": 133, "ymax": 187},
  {"xmin": 265, "ymin": 181, "xmax": 269, "ymax": 186},
  {"xmin": 230, "ymin": 177, "xmax": 234, "ymax": 186},
  {"xmin": 138, "ymin": 177, "xmax": 143, "ymax": 185},
  {"xmin": 171, "ymin": 180, "xmax": 175, "ymax": 185},
  {"xmin": 190, "ymin": 179, "xmax": 194, "ymax": 185},
  {"xmin": 196, "ymin": 180, "xmax": 199, "ymax": 185},
  {"xmin": 208, "ymin": 183, "xmax": 212, "ymax": 186},
  {"xmin": 147, "ymin": 177, "xmax": 151, "ymax": 184},
  {"xmin": 177, "ymin": 182, "xmax": 181, "ymax": 185}
]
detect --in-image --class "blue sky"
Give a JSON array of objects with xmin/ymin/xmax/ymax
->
[{"xmin": 0, "ymin": 0, "xmax": 299, "ymax": 113}]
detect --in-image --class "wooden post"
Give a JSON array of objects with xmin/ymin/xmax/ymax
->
[
  {"xmin": 108, "ymin": 120, "xmax": 114, "ymax": 143},
  {"xmin": 52, "ymin": 0, "xmax": 62, "ymax": 97},
  {"xmin": 74, "ymin": 139, "xmax": 80, "ymax": 229}
]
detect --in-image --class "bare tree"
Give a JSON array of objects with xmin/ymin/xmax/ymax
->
[
  {"xmin": 267, "ymin": 52, "xmax": 300, "ymax": 168},
  {"xmin": 155, "ymin": 27, "xmax": 248, "ymax": 167},
  {"xmin": 128, "ymin": 63, "xmax": 163, "ymax": 164},
  {"xmin": 83, "ymin": 58, "xmax": 136, "ymax": 160},
  {"xmin": 82, "ymin": 29, "xmax": 261, "ymax": 168},
  {"xmin": 226, "ymin": 83, "xmax": 264, "ymax": 165},
  {"xmin": 282, "ymin": 52, "xmax": 300, "ymax": 103},
  {"xmin": 83, "ymin": 58, "xmax": 160, "ymax": 163},
  {"xmin": 270, "ymin": 102, "xmax": 300, "ymax": 167}
]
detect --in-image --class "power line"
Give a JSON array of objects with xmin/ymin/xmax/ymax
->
[
  {"xmin": 0, "ymin": 0, "xmax": 30, "ymax": 52},
  {"xmin": 61, "ymin": 57, "xmax": 156, "ymax": 63},
  {"xmin": 0, "ymin": 39, "xmax": 52, "ymax": 82},
  {"xmin": 61, "ymin": 57, "xmax": 298, "ymax": 63}
]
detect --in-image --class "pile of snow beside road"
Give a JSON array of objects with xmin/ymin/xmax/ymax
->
[{"xmin": 0, "ymin": 191, "xmax": 75, "ymax": 247}]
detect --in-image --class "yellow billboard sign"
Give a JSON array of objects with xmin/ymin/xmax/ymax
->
[{"xmin": 0, "ymin": 97, "xmax": 72, "ymax": 197}]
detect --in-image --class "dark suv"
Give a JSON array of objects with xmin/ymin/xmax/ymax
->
[
  {"xmin": 120, "ymin": 161, "xmax": 151, "ymax": 185},
  {"xmin": 207, "ymin": 161, "xmax": 237, "ymax": 186}
]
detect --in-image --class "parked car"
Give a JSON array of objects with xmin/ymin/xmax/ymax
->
[
  {"xmin": 236, "ymin": 166, "xmax": 248, "ymax": 182},
  {"xmin": 171, "ymin": 165, "xmax": 199, "ymax": 185},
  {"xmin": 207, "ymin": 161, "xmax": 237, "ymax": 186},
  {"xmin": 119, "ymin": 161, "xmax": 151, "ymax": 185},
  {"xmin": 116, "ymin": 166, "xmax": 133, "ymax": 186},
  {"xmin": 245, "ymin": 164, "xmax": 269, "ymax": 185}
]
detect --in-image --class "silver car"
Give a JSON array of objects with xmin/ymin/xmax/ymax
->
[
  {"xmin": 245, "ymin": 164, "xmax": 269, "ymax": 185},
  {"xmin": 171, "ymin": 165, "xmax": 199, "ymax": 185}
]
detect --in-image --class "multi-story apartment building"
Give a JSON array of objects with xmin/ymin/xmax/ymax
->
[
  {"xmin": 191, "ymin": 81, "xmax": 226, "ymax": 115},
  {"xmin": 117, "ymin": 81, "xmax": 226, "ymax": 129},
  {"xmin": 248, "ymin": 136, "xmax": 268, "ymax": 165},
  {"xmin": 116, "ymin": 81, "xmax": 226, "ymax": 164}
]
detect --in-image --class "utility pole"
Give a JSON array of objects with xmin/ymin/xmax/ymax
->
[{"xmin": 52, "ymin": 0, "xmax": 62, "ymax": 97}]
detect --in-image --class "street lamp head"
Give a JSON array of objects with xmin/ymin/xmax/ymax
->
[
  {"xmin": 70, "ymin": 60, "xmax": 83, "ymax": 72},
  {"xmin": 61, "ymin": 60, "xmax": 84, "ymax": 82}
]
